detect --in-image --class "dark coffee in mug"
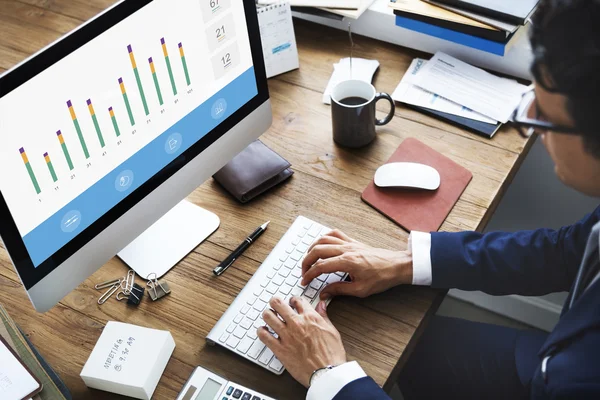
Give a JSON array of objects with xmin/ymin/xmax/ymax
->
[
  {"xmin": 331, "ymin": 80, "xmax": 395, "ymax": 148},
  {"xmin": 339, "ymin": 96, "xmax": 368, "ymax": 106}
]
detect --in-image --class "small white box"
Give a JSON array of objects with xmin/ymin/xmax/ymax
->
[{"xmin": 81, "ymin": 322, "xmax": 176, "ymax": 400}]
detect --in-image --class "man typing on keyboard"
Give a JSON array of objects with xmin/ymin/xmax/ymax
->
[{"xmin": 258, "ymin": 0, "xmax": 600, "ymax": 398}]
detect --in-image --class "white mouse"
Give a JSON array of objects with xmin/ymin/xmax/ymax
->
[{"xmin": 374, "ymin": 162, "xmax": 441, "ymax": 190}]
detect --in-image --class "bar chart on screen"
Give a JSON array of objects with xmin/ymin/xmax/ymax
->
[{"xmin": 0, "ymin": 0, "xmax": 253, "ymax": 240}]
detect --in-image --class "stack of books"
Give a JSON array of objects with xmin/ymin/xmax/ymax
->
[
  {"xmin": 389, "ymin": 0, "xmax": 539, "ymax": 56},
  {"xmin": 0, "ymin": 305, "xmax": 72, "ymax": 400}
]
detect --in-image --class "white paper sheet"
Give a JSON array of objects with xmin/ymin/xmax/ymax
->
[
  {"xmin": 0, "ymin": 341, "xmax": 39, "ymax": 400},
  {"xmin": 257, "ymin": 2, "xmax": 300, "ymax": 78},
  {"xmin": 258, "ymin": 0, "xmax": 360, "ymax": 9},
  {"xmin": 412, "ymin": 52, "xmax": 527, "ymax": 123},
  {"xmin": 323, "ymin": 57, "xmax": 380, "ymax": 104},
  {"xmin": 393, "ymin": 58, "xmax": 497, "ymax": 124}
]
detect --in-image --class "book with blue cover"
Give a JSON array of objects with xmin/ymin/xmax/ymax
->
[{"xmin": 394, "ymin": 14, "xmax": 514, "ymax": 55}]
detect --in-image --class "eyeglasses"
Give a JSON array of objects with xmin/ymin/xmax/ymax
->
[{"xmin": 511, "ymin": 86, "xmax": 581, "ymax": 138}]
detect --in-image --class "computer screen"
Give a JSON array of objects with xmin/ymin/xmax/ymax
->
[{"xmin": 0, "ymin": 0, "xmax": 266, "ymax": 289}]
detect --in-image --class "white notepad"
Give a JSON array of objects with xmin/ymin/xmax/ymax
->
[
  {"xmin": 0, "ymin": 340, "xmax": 41, "ymax": 400},
  {"xmin": 257, "ymin": 2, "xmax": 300, "ymax": 78}
]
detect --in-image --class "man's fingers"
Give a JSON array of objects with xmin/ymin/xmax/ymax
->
[
  {"xmin": 306, "ymin": 236, "xmax": 345, "ymax": 256},
  {"xmin": 269, "ymin": 296, "xmax": 295, "ymax": 322},
  {"xmin": 302, "ymin": 257, "xmax": 347, "ymax": 286},
  {"xmin": 320, "ymin": 281, "xmax": 358, "ymax": 300},
  {"xmin": 301, "ymin": 245, "xmax": 346, "ymax": 276},
  {"xmin": 257, "ymin": 327, "xmax": 280, "ymax": 351},
  {"xmin": 290, "ymin": 296, "xmax": 309, "ymax": 314},
  {"xmin": 325, "ymin": 229, "xmax": 354, "ymax": 242},
  {"xmin": 262, "ymin": 309, "xmax": 285, "ymax": 333},
  {"xmin": 315, "ymin": 301, "xmax": 330, "ymax": 321}
]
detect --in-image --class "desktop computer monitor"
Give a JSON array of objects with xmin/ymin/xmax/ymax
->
[{"xmin": 0, "ymin": 0, "xmax": 271, "ymax": 312}]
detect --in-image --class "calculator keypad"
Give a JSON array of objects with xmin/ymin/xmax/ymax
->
[{"xmin": 224, "ymin": 385, "xmax": 262, "ymax": 400}]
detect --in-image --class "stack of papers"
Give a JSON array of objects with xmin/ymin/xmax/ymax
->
[{"xmin": 393, "ymin": 52, "xmax": 527, "ymax": 128}]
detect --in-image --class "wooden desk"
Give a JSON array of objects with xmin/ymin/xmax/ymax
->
[{"xmin": 0, "ymin": 1, "xmax": 531, "ymax": 399}]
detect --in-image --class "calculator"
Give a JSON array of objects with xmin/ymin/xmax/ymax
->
[{"xmin": 177, "ymin": 366, "xmax": 276, "ymax": 400}]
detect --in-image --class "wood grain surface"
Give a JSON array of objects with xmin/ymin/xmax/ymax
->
[{"xmin": 0, "ymin": 1, "xmax": 531, "ymax": 399}]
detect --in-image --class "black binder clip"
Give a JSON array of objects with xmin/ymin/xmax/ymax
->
[{"xmin": 116, "ymin": 283, "xmax": 145, "ymax": 306}]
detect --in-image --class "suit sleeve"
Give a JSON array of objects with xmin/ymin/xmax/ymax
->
[
  {"xmin": 332, "ymin": 377, "xmax": 392, "ymax": 400},
  {"xmin": 430, "ymin": 206, "xmax": 600, "ymax": 296}
]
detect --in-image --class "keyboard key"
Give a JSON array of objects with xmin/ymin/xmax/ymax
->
[
  {"xmin": 298, "ymin": 281, "xmax": 307, "ymax": 289},
  {"xmin": 219, "ymin": 333, "xmax": 230, "ymax": 343},
  {"xmin": 234, "ymin": 314, "xmax": 243, "ymax": 324},
  {"xmin": 233, "ymin": 326, "xmax": 247, "ymax": 339},
  {"xmin": 270, "ymin": 357, "xmax": 284, "ymax": 372},
  {"xmin": 272, "ymin": 275, "xmax": 285, "ymax": 286},
  {"xmin": 292, "ymin": 237, "xmax": 301, "ymax": 246},
  {"xmin": 304, "ymin": 287, "xmax": 318, "ymax": 299},
  {"xmin": 299, "ymin": 228, "xmax": 308, "ymax": 238},
  {"xmin": 285, "ymin": 245, "xmax": 294, "ymax": 254},
  {"xmin": 291, "ymin": 267, "xmax": 302, "ymax": 278},
  {"xmin": 260, "ymin": 292, "xmax": 272, "ymax": 304},
  {"xmin": 326, "ymin": 274, "xmax": 343, "ymax": 284},
  {"xmin": 241, "ymin": 305, "xmax": 250, "ymax": 314},
  {"xmin": 247, "ymin": 297, "xmax": 257, "ymax": 306},
  {"xmin": 233, "ymin": 389, "xmax": 243, "ymax": 399},
  {"xmin": 279, "ymin": 253, "xmax": 288, "ymax": 262},
  {"xmin": 290, "ymin": 250, "xmax": 304, "ymax": 261},
  {"xmin": 303, "ymin": 220, "xmax": 313, "ymax": 230},
  {"xmin": 286, "ymin": 276, "xmax": 298, "ymax": 286},
  {"xmin": 284, "ymin": 258, "xmax": 296, "ymax": 269},
  {"xmin": 253, "ymin": 317, "xmax": 264, "ymax": 329},
  {"xmin": 248, "ymin": 340, "xmax": 265, "ymax": 359},
  {"xmin": 227, "ymin": 386, "xmax": 234, "ymax": 395},
  {"xmin": 308, "ymin": 226, "xmax": 322, "ymax": 237},
  {"xmin": 267, "ymin": 270, "xmax": 276, "ymax": 279},
  {"xmin": 253, "ymin": 299, "xmax": 268, "ymax": 311},
  {"xmin": 237, "ymin": 336, "xmax": 254, "ymax": 354},
  {"xmin": 251, "ymin": 396, "xmax": 261, "ymax": 400},
  {"xmin": 254, "ymin": 287, "xmax": 264, "ymax": 296},
  {"xmin": 247, "ymin": 328, "xmax": 258, "ymax": 340},
  {"xmin": 227, "ymin": 323, "xmax": 236, "ymax": 333},
  {"xmin": 335, "ymin": 271, "xmax": 345, "ymax": 277},
  {"xmin": 291, "ymin": 287, "xmax": 303, "ymax": 296},
  {"xmin": 279, "ymin": 284, "xmax": 293, "ymax": 295},
  {"xmin": 266, "ymin": 283, "xmax": 279, "ymax": 294},
  {"xmin": 302, "ymin": 236, "xmax": 313, "ymax": 245},
  {"xmin": 240, "ymin": 317, "xmax": 253, "ymax": 330},
  {"xmin": 273, "ymin": 263, "xmax": 282, "ymax": 271},
  {"xmin": 278, "ymin": 268, "xmax": 291, "ymax": 278},
  {"xmin": 297, "ymin": 243, "xmax": 309, "ymax": 253},
  {"xmin": 309, "ymin": 280, "xmax": 323, "ymax": 290},
  {"xmin": 247, "ymin": 309, "xmax": 260, "ymax": 320},
  {"xmin": 316, "ymin": 274, "xmax": 328, "ymax": 282},
  {"xmin": 259, "ymin": 348, "xmax": 274, "ymax": 365},
  {"xmin": 242, "ymin": 393, "xmax": 252, "ymax": 400},
  {"xmin": 226, "ymin": 336, "xmax": 241, "ymax": 349}
]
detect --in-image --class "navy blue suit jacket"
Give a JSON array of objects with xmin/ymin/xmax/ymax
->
[{"xmin": 334, "ymin": 206, "xmax": 600, "ymax": 400}]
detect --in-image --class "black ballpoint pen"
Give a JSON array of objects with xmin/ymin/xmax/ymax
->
[{"xmin": 213, "ymin": 221, "xmax": 270, "ymax": 276}]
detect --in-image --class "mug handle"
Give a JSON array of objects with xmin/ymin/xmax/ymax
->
[{"xmin": 374, "ymin": 93, "xmax": 396, "ymax": 126}]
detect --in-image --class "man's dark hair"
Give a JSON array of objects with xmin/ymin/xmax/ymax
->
[{"xmin": 531, "ymin": 0, "xmax": 600, "ymax": 156}]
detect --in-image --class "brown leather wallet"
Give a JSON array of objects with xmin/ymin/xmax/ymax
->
[{"xmin": 213, "ymin": 140, "xmax": 294, "ymax": 203}]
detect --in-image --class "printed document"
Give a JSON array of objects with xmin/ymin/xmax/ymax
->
[
  {"xmin": 412, "ymin": 52, "xmax": 527, "ymax": 123},
  {"xmin": 0, "ymin": 340, "xmax": 40, "ymax": 400},
  {"xmin": 393, "ymin": 58, "xmax": 497, "ymax": 124}
]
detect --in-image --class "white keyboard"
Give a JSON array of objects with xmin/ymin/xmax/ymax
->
[{"xmin": 206, "ymin": 216, "xmax": 348, "ymax": 375}]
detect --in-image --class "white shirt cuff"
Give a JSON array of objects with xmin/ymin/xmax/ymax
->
[
  {"xmin": 306, "ymin": 361, "xmax": 367, "ymax": 400},
  {"xmin": 408, "ymin": 231, "xmax": 433, "ymax": 286}
]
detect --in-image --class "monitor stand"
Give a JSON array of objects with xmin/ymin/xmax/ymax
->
[{"xmin": 117, "ymin": 200, "xmax": 220, "ymax": 279}]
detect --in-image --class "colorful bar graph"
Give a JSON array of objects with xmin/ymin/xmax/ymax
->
[
  {"xmin": 19, "ymin": 148, "xmax": 41, "ymax": 194},
  {"xmin": 179, "ymin": 43, "xmax": 191, "ymax": 86},
  {"xmin": 67, "ymin": 100, "xmax": 90, "ymax": 159},
  {"xmin": 109, "ymin": 107, "xmax": 121, "ymax": 137},
  {"xmin": 119, "ymin": 77, "xmax": 136, "ymax": 126},
  {"xmin": 148, "ymin": 57, "xmax": 164, "ymax": 106},
  {"xmin": 44, "ymin": 152, "xmax": 58, "ymax": 182},
  {"xmin": 128, "ymin": 44, "xmax": 149, "ymax": 115},
  {"xmin": 56, "ymin": 130, "xmax": 74, "ymax": 171},
  {"xmin": 161, "ymin": 38, "xmax": 177, "ymax": 96},
  {"xmin": 87, "ymin": 99, "xmax": 105, "ymax": 148}
]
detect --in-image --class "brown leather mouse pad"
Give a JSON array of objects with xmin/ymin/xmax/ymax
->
[{"xmin": 362, "ymin": 138, "xmax": 472, "ymax": 233}]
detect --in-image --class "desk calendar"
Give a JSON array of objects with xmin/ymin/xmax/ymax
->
[{"xmin": 257, "ymin": 2, "xmax": 300, "ymax": 78}]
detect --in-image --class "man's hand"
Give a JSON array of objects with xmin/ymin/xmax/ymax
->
[
  {"xmin": 258, "ymin": 296, "xmax": 347, "ymax": 388},
  {"xmin": 301, "ymin": 229, "xmax": 413, "ymax": 300}
]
